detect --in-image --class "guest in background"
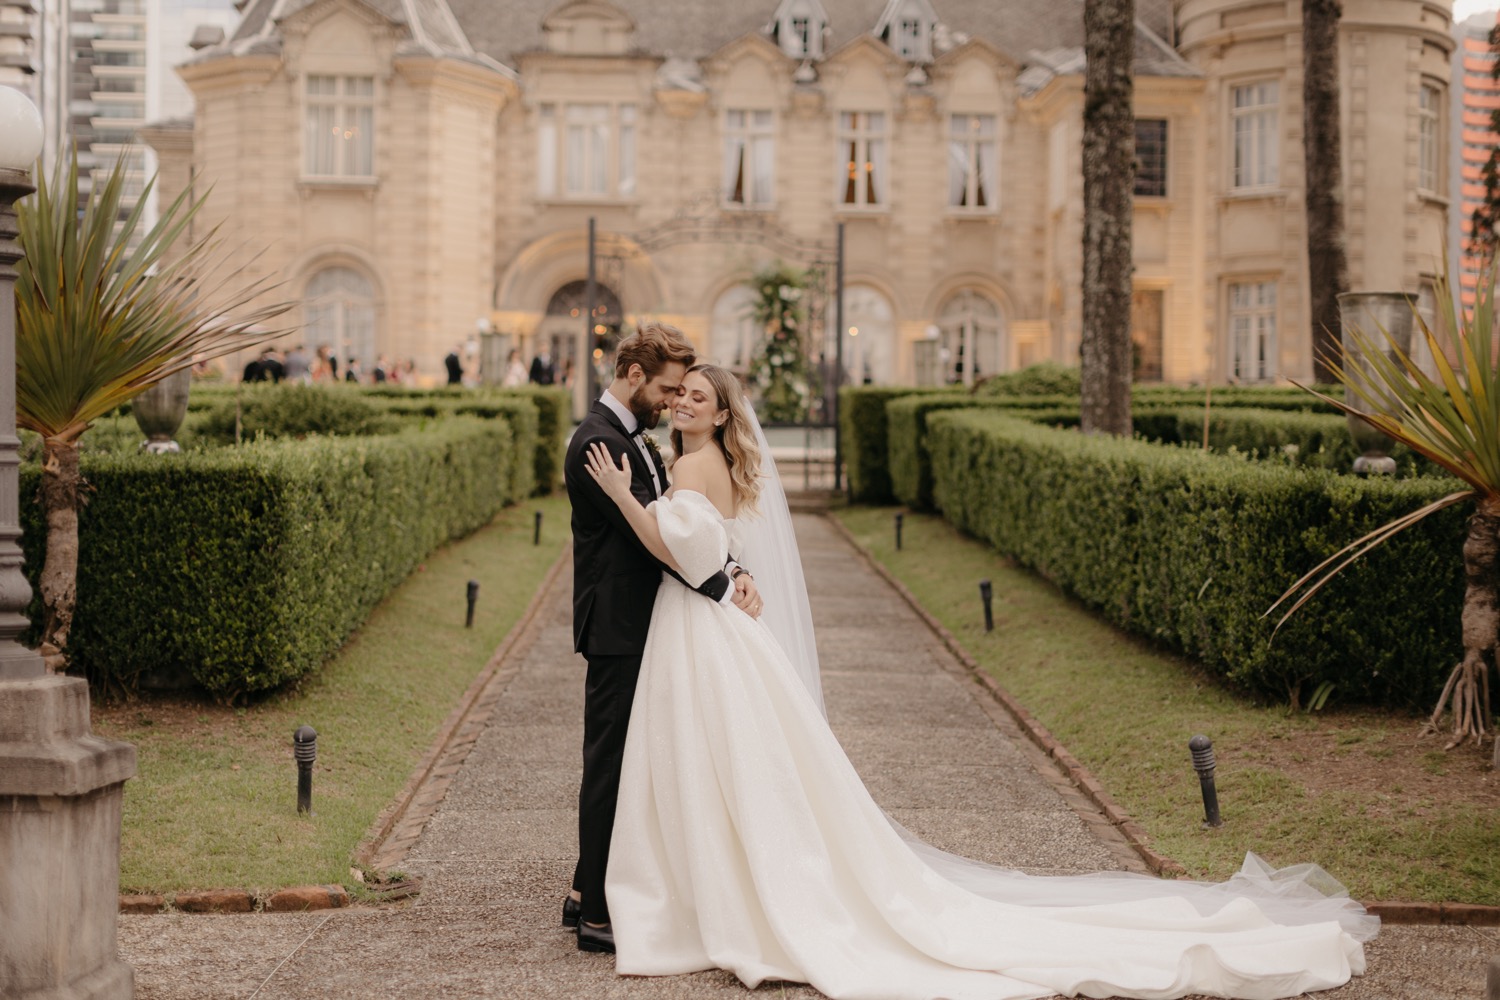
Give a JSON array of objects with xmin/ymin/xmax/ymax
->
[
  {"xmin": 373, "ymin": 355, "xmax": 390, "ymax": 384},
  {"xmin": 502, "ymin": 348, "xmax": 528, "ymax": 388},
  {"xmin": 444, "ymin": 346, "xmax": 464, "ymax": 386},
  {"xmin": 284, "ymin": 344, "xmax": 311, "ymax": 383},
  {"xmin": 345, "ymin": 357, "xmax": 363, "ymax": 383},
  {"xmin": 529, "ymin": 345, "xmax": 556, "ymax": 385},
  {"xmin": 243, "ymin": 348, "xmax": 284, "ymax": 383}
]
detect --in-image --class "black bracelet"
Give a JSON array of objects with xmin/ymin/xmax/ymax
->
[{"xmin": 731, "ymin": 567, "xmax": 751, "ymax": 580}]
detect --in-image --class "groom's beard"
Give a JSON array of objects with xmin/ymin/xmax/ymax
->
[{"xmin": 629, "ymin": 385, "xmax": 664, "ymax": 430}]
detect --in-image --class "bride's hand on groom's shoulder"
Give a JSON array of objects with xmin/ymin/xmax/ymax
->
[{"xmin": 585, "ymin": 442, "xmax": 633, "ymax": 504}]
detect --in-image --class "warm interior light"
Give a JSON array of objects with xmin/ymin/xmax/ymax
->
[{"xmin": 849, "ymin": 326, "xmax": 859, "ymax": 337}]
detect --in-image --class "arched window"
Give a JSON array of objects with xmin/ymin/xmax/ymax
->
[
  {"xmin": 840, "ymin": 285, "xmax": 896, "ymax": 385},
  {"xmin": 709, "ymin": 285, "xmax": 761, "ymax": 374},
  {"xmin": 937, "ymin": 289, "xmax": 1004, "ymax": 386},
  {"xmin": 303, "ymin": 267, "xmax": 377, "ymax": 373}
]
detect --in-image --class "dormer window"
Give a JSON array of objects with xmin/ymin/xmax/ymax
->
[
  {"xmin": 875, "ymin": 0, "xmax": 935, "ymax": 63},
  {"xmin": 771, "ymin": 0, "xmax": 826, "ymax": 60},
  {"xmin": 896, "ymin": 18, "xmax": 922, "ymax": 59}
]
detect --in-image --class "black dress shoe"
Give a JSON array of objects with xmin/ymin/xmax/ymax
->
[
  {"xmin": 561, "ymin": 895, "xmax": 581, "ymax": 930},
  {"xmin": 577, "ymin": 921, "xmax": 615, "ymax": 954}
]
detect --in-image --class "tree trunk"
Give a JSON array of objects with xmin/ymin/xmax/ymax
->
[
  {"xmin": 39, "ymin": 439, "xmax": 80, "ymax": 674},
  {"xmin": 1424, "ymin": 497, "xmax": 1500, "ymax": 747},
  {"xmin": 1303, "ymin": 0, "xmax": 1348, "ymax": 385},
  {"xmin": 1081, "ymin": 0, "xmax": 1136, "ymax": 436}
]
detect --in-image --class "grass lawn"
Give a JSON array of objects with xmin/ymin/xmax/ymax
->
[
  {"xmin": 835, "ymin": 505, "xmax": 1500, "ymax": 904},
  {"xmin": 94, "ymin": 494, "xmax": 572, "ymax": 895}
]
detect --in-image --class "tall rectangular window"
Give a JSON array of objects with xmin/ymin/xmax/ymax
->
[
  {"xmin": 537, "ymin": 103, "xmax": 637, "ymax": 199},
  {"xmin": 948, "ymin": 113, "xmax": 997, "ymax": 209},
  {"xmin": 724, "ymin": 109, "xmax": 775, "ymax": 207},
  {"xmin": 1419, "ymin": 83, "xmax": 1441, "ymax": 194},
  {"xmin": 537, "ymin": 105, "xmax": 557, "ymax": 197},
  {"xmin": 838, "ymin": 111, "xmax": 887, "ymax": 207},
  {"xmin": 304, "ymin": 75, "xmax": 374, "ymax": 178},
  {"xmin": 618, "ymin": 104, "xmax": 637, "ymax": 197},
  {"xmin": 1229, "ymin": 280, "xmax": 1277, "ymax": 381},
  {"xmin": 1134, "ymin": 118, "xmax": 1168, "ymax": 197},
  {"xmin": 565, "ymin": 104, "xmax": 609, "ymax": 196},
  {"xmin": 1230, "ymin": 81, "xmax": 1278, "ymax": 189}
]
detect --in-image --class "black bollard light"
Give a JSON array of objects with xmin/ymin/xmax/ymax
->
[
  {"xmin": 294, "ymin": 725, "xmax": 317, "ymax": 815},
  {"xmin": 895, "ymin": 512, "xmax": 904, "ymax": 551},
  {"xmin": 978, "ymin": 579, "xmax": 993, "ymax": 632},
  {"xmin": 1189, "ymin": 734, "xmax": 1222, "ymax": 828},
  {"xmin": 466, "ymin": 579, "xmax": 480, "ymax": 628},
  {"xmin": 534, "ymin": 510, "xmax": 543, "ymax": 546}
]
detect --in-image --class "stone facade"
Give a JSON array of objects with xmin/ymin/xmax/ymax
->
[{"xmin": 146, "ymin": 0, "xmax": 1453, "ymax": 409}]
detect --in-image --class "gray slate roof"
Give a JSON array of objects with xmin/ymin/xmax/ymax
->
[{"xmin": 211, "ymin": 0, "xmax": 1195, "ymax": 81}]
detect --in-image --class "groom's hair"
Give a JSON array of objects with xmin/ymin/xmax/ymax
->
[{"xmin": 615, "ymin": 321, "xmax": 696, "ymax": 379}]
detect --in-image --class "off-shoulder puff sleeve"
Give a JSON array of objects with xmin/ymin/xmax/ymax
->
[{"xmin": 649, "ymin": 491, "xmax": 729, "ymax": 588}]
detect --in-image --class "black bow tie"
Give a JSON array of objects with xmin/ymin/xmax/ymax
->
[{"xmin": 627, "ymin": 424, "xmax": 644, "ymax": 439}]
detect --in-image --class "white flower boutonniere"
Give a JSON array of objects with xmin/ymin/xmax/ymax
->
[{"xmin": 641, "ymin": 432, "xmax": 661, "ymax": 457}]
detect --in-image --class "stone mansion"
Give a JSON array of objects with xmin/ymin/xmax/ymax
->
[{"xmin": 143, "ymin": 0, "xmax": 1455, "ymax": 406}]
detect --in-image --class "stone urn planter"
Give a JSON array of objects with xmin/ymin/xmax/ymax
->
[
  {"xmin": 1335, "ymin": 291, "xmax": 1416, "ymax": 475},
  {"xmin": 132, "ymin": 367, "xmax": 191, "ymax": 453}
]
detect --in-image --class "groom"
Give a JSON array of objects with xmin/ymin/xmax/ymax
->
[{"xmin": 562, "ymin": 322, "xmax": 760, "ymax": 954}]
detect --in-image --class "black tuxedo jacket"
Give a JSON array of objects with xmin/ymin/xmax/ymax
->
[{"xmin": 565, "ymin": 401, "xmax": 732, "ymax": 658}]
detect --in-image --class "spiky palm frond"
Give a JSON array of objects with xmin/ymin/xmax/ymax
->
[
  {"xmin": 1293, "ymin": 269, "xmax": 1500, "ymax": 494},
  {"xmin": 13, "ymin": 148, "xmax": 289, "ymax": 443},
  {"xmin": 1267, "ymin": 266, "xmax": 1495, "ymax": 627}
]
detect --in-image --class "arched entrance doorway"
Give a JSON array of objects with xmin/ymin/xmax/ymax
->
[{"xmin": 538, "ymin": 280, "xmax": 624, "ymax": 416}]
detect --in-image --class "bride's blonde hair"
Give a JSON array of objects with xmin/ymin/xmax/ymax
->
[{"xmin": 669, "ymin": 364, "xmax": 762, "ymax": 516}]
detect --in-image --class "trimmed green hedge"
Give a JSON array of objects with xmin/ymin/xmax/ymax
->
[
  {"xmin": 502, "ymin": 387, "xmax": 570, "ymax": 494},
  {"xmin": 926, "ymin": 410, "xmax": 1466, "ymax": 706},
  {"xmin": 21, "ymin": 418, "xmax": 523, "ymax": 699},
  {"xmin": 197, "ymin": 384, "xmax": 401, "ymax": 442},
  {"xmin": 889, "ymin": 395, "xmax": 1004, "ymax": 510},
  {"xmin": 378, "ymin": 396, "xmax": 538, "ymax": 501},
  {"xmin": 840, "ymin": 386, "xmax": 948, "ymax": 503}
]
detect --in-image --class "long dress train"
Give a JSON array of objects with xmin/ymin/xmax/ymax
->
[{"xmin": 606, "ymin": 490, "xmax": 1370, "ymax": 1000}]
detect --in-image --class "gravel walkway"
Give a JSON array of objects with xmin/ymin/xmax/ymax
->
[{"xmin": 119, "ymin": 515, "xmax": 1495, "ymax": 999}]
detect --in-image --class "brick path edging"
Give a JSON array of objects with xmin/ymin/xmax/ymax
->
[
  {"xmin": 823, "ymin": 512, "xmax": 1500, "ymax": 928},
  {"xmin": 116, "ymin": 543, "xmax": 572, "ymax": 917},
  {"xmin": 119, "ymin": 886, "xmax": 349, "ymax": 914}
]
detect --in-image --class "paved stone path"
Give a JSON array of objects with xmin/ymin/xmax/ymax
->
[{"xmin": 119, "ymin": 515, "xmax": 1495, "ymax": 999}]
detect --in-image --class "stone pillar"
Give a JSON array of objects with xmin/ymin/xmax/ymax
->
[{"xmin": 0, "ymin": 162, "xmax": 138, "ymax": 996}]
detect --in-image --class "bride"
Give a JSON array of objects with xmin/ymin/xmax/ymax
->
[{"xmin": 583, "ymin": 364, "xmax": 1374, "ymax": 1000}]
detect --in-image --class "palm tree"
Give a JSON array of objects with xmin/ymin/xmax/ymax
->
[
  {"xmin": 1267, "ymin": 269, "xmax": 1499, "ymax": 750},
  {"xmin": 1080, "ymin": 0, "xmax": 1136, "ymax": 436},
  {"xmin": 1302, "ymin": 0, "xmax": 1349, "ymax": 385},
  {"xmin": 14, "ymin": 150, "xmax": 288, "ymax": 672}
]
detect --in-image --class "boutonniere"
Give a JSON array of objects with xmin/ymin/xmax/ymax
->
[{"xmin": 641, "ymin": 433, "xmax": 661, "ymax": 457}]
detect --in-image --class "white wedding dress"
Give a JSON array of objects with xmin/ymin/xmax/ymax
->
[{"xmin": 606, "ymin": 489, "xmax": 1372, "ymax": 1000}]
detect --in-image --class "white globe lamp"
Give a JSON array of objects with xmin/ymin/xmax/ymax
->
[{"xmin": 0, "ymin": 86, "xmax": 43, "ymax": 171}]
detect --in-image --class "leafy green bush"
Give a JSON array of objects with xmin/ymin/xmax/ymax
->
[
  {"xmin": 973, "ymin": 362, "xmax": 1081, "ymax": 397},
  {"xmin": 926, "ymin": 409, "xmax": 1466, "ymax": 706},
  {"xmin": 840, "ymin": 386, "xmax": 947, "ymax": 503},
  {"xmin": 20, "ymin": 419, "xmax": 521, "ymax": 699},
  {"xmin": 197, "ymin": 384, "xmax": 400, "ymax": 442}
]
